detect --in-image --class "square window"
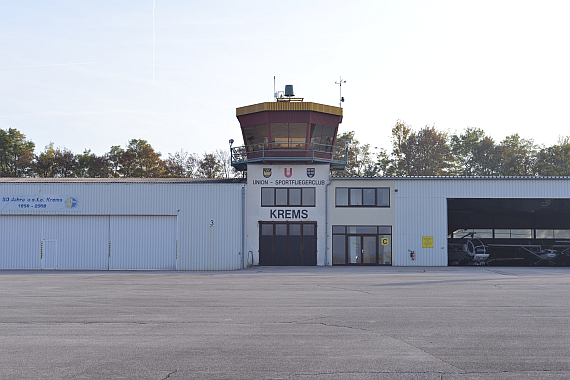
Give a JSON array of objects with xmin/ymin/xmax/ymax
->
[
  {"xmin": 261, "ymin": 224, "xmax": 273, "ymax": 235},
  {"xmin": 303, "ymin": 224, "xmax": 315, "ymax": 236},
  {"xmin": 275, "ymin": 224, "xmax": 287, "ymax": 235},
  {"xmin": 289, "ymin": 224, "xmax": 301, "ymax": 235}
]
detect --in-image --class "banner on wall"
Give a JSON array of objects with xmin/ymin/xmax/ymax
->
[{"xmin": 1, "ymin": 195, "xmax": 81, "ymax": 212}]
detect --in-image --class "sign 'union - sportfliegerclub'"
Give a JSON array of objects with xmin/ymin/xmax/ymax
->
[{"xmin": 252, "ymin": 167, "xmax": 326, "ymax": 186}]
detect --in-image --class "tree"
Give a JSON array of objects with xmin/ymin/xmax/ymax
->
[
  {"xmin": 77, "ymin": 150, "xmax": 112, "ymax": 178},
  {"xmin": 469, "ymin": 136, "xmax": 503, "ymax": 176},
  {"xmin": 33, "ymin": 143, "xmax": 78, "ymax": 178},
  {"xmin": 449, "ymin": 128, "xmax": 505, "ymax": 176},
  {"xmin": 450, "ymin": 127, "xmax": 486, "ymax": 175},
  {"xmin": 389, "ymin": 120, "xmax": 413, "ymax": 176},
  {"xmin": 498, "ymin": 134, "xmax": 537, "ymax": 176},
  {"xmin": 107, "ymin": 139, "xmax": 165, "ymax": 178},
  {"xmin": 392, "ymin": 125, "xmax": 454, "ymax": 176},
  {"xmin": 332, "ymin": 131, "xmax": 375, "ymax": 177},
  {"xmin": 535, "ymin": 136, "xmax": 570, "ymax": 176},
  {"xmin": 215, "ymin": 149, "xmax": 237, "ymax": 178},
  {"xmin": 163, "ymin": 150, "xmax": 198, "ymax": 177},
  {"xmin": 0, "ymin": 128, "xmax": 35, "ymax": 177},
  {"xmin": 196, "ymin": 152, "xmax": 223, "ymax": 179}
]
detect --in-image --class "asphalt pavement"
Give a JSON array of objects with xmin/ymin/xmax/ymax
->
[{"xmin": 1, "ymin": 266, "xmax": 569, "ymax": 379}]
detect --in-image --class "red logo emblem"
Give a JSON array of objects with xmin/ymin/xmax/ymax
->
[{"xmin": 284, "ymin": 168, "xmax": 293, "ymax": 178}]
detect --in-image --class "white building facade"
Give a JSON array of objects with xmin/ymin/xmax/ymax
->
[{"xmin": 2, "ymin": 176, "xmax": 570, "ymax": 270}]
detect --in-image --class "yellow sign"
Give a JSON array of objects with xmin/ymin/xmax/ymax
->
[
  {"xmin": 422, "ymin": 236, "xmax": 434, "ymax": 248},
  {"xmin": 381, "ymin": 238, "xmax": 389, "ymax": 246}
]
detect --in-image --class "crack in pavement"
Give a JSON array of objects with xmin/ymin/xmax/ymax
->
[
  {"xmin": 161, "ymin": 369, "xmax": 178, "ymax": 379},
  {"xmin": 318, "ymin": 284, "xmax": 374, "ymax": 296}
]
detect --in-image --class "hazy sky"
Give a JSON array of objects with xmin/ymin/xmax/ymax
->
[{"xmin": 1, "ymin": 0, "xmax": 569, "ymax": 157}]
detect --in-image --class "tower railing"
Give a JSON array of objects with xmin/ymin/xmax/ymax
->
[{"xmin": 230, "ymin": 143, "xmax": 348, "ymax": 171}]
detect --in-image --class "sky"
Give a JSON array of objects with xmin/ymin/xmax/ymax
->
[{"xmin": 1, "ymin": 0, "xmax": 570, "ymax": 158}]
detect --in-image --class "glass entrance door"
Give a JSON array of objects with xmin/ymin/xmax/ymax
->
[
  {"xmin": 348, "ymin": 236, "xmax": 377, "ymax": 264},
  {"xmin": 332, "ymin": 226, "xmax": 392, "ymax": 265}
]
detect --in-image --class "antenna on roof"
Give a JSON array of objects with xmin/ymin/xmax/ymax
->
[{"xmin": 335, "ymin": 76, "xmax": 346, "ymax": 108}]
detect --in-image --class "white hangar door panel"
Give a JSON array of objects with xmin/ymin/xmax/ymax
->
[
  {"xmin": 42, "ymin": 216, "xmax": 109, "ymax": 270},
  {"xmin": 109, "ymin": 216, "xmax": 176, "ymax": 270},
  {"xmin": 0, "ymin": 216, "xmax": 43, "ymax": 269}
]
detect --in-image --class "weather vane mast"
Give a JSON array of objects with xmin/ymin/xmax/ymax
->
[{"xmin": 335, "ymin": 76, "xmax": 346, "ymax": 108}]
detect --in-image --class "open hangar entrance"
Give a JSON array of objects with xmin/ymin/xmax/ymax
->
[{"xmin": 447, "ymin": 198, "xmax": 570, "ymax": 266}]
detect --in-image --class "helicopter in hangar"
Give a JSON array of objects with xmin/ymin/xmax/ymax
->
[{"xmin": 448, "ymin": 230, "xmax": 570, "ymax": 266}]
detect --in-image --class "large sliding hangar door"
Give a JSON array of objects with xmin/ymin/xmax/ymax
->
[
  {"xmin": 0, "ymin": 215, "xmax": 176, "ymax": 270},
  {"xmin": 447, "ymin": 198, "xmax": 570, "ymax": 266}
]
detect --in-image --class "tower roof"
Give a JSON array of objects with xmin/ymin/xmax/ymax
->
[{"xmin": 236, "ymin": 102, "xmax": 343, "ymax": 118}]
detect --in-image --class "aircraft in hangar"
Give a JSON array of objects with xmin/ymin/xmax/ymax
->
[{"xmin": 448, "ymin": 230, "xmax": 570, "ymax": 266}]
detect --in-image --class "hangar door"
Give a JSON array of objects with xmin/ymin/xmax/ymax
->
[
  {"xmin": 259, "ymin": 222, "xmax": 317, "ymax": 266},
  {"xmin": 0, "ymin": 215, "xmax": 109, "ymax": 270},
  {"xmin": 447, "ymin": 198, "xmax": 570, "ymax": 266},
  {"xmin": 109, "ymin": 216, "xmax": 176, "ymax": 270},
  {"xmin": 0, "ymin": 215, "xmax": 176, "ymax": 270}
]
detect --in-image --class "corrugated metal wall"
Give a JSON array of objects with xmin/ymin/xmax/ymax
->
[
  {"xmin": 110, "ymin": 216, "xmax": 176, "ymax": 270},
  {"xmin": 394, "ymin": 178, "xmax": 570, "ymax": 266},
  {"xmin": 0, "ymin": 182, "xmax": 245, "ymax": 271},
  {"xmin": 179, "ymin": 185, "xmax": 243, "ymax": 271}
]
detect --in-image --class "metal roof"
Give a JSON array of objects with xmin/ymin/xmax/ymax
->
[
  {"xmin": 236, "ymin": 101, "xmax": 343, "ymax": 117},
  {"xmin": 330, "ymin": 176, "xmax": 570, "ymax": 180},
  {"xmin": 0, "ymin": 177, "xmax": 247, "ymax": 184}
]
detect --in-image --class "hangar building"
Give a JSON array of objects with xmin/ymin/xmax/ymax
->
[{"xmin": 2, "ymin": 93, "xmax": 569, "ymax": 270}]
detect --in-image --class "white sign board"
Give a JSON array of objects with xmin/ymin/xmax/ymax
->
[{"xmin": 1, "ymin": 195, "xmax": 81, "ymax": 212}]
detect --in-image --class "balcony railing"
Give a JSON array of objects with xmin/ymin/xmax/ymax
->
[{"xmin": 230, "ymin": 143, "xmax": 348, "ymax": 171}]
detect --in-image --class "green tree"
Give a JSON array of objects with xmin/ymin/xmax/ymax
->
[
  {"xmin": 0, "ymin": 128, "xmax": 35, "ymax": 177},
  {"xmin": 33, "ymin": 143, "xmax": 79, "ymax": 178},
  {"xmin": 450, "ymin": 127, "xmax": 486, "ymax": 175},
  {"xmin": 389, "ymin": 120, "xmax": 413, "ymax": 176},
  {"xmin": 107, "ymin": 140, "xmax": 165, "ymax": 178},
  {"xmin": 535, "ymin": 136, "xmax": 570, "ymax": 176},
  {"xmin": 77, "ymin": 150, "xmax": 112, "ymax": 178},
  {"xmin": 498, "ymin": 134, "xmax": 537, "ymax": 176},
  {"xmin": 469, "ymin": 136, "xmax": 503, "ymax": 176},
  {"xmin": 393, "ymin": 125, "xmax": 454, "ymax": 176}
]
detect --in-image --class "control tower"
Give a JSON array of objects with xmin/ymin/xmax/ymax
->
[
  {"xmin": 230, "ymin": 86, "xmax": 347, "ymax": 171},
  {"xmin": 232, "ymin": 86, "xmax": 347, "ymax": 267}
]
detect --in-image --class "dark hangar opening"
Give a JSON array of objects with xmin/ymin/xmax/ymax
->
[{"xmin": 447, "ymin": 198, "xmax": 570, "ymax": 266}]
